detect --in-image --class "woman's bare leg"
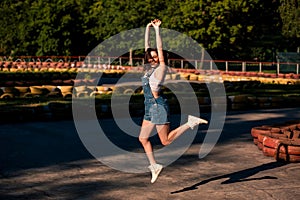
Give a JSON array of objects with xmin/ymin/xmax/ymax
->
[
  {"xmin": 156, "ymin": 123, "xmax": 190, "ymax": 146},
  {"xmin": 139, "ymin": 120, "xmax": 157, "ymax": 164}
]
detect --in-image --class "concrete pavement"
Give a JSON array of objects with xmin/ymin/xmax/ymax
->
[{"xmin": 1, "ymin": 108, "xmax": 300, "ymax": 200}]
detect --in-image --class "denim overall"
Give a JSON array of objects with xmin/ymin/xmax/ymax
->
[{"xmin": 142, "ymin": 68, "xmax": 169, "ymax": 124}]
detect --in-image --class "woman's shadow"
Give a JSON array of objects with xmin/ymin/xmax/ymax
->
[{"xmin": 171, "ymin": 161, "xmax": 287, "ymax": 194}]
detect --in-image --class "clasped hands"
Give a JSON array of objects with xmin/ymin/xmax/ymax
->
[{"xmin": 147, "ymin": 19, "xmax": 161, "ymax": 29}]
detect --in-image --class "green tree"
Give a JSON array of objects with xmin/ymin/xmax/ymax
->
[
  {"xmin": 0, "ymin": 0, "xmax": 30, "ymax": 56},
  {"xmin": 0, "ymin": 0, "xmax": 93, "ymax": 56},
  {"xmin": 86, "ymin": 0, "xmax": 167, "ymax": 41},
  {"xmin": 0, "ymin": 0, "xmax": 297, "ymax": 60},
  {"xmin": 28, "ymin": 0, "xmax": 93, "ymax": 56},
  {"xmin": 279, "ymin": 0, "xmax": 300, "ymax": 51},
  {"xmin": 161, "ymin": 0, "xmax": 282, "ymax": 60},
  {"xmin": 85, "ymin": 0, "xmax": 169, "ymax": 57}
]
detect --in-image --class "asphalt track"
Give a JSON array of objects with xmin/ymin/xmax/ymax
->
[{"xmin": 1, "ymin": 108, "xmax": 300, "ymax": 200}]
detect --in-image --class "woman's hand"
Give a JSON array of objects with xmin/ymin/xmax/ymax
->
[
  {"xmin": 146, "ymin": 22, "xmax": 152, "ymax": 28},
  {"xmin": 151, "ymin": 19, "xmax": 161, "ymax": 30}
]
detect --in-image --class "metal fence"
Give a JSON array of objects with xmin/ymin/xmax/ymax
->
[{"xmin": 0, "ymin": 56, "xmax": 299, "ymax": 74}]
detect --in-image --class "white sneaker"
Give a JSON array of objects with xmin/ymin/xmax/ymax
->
[
  {"xmin": 148, "ymin": 163, "xmax": 163, "ymax": 183},
  {"xmin": 187, "ymin": 115, "xmax": 208, "ymax": 129}
]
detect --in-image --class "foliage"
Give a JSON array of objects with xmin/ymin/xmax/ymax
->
[
  {"xmin": 279, "ymin": 0, "xmax": 300, "ymax": 51},
  {"xmin": 0, "ymin": 0, "xmax": 92, "ymax": 56},
  {"xmin": 0, "ymin": 0, "xmax": 299, "ymax": 60}
]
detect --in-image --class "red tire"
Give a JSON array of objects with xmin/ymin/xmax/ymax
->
[
  {"xmin": 262, "ymin": 146, "xmax": 276, "ymax": 157},
  {"xmin": 257, "ymin": 134, "xmax": 266, "ymax": 144},
  {"xmin": 286, "ymin": 124, "xmax": 298, "ymax": 131},
  {"xmin": 276, "ymin": 152, "xmax": 300, "ymax": 162},
  {"xmin": 263, "ymin": 136, "xmax": 281, "ymax": 149},
  {"xmin": 251, "ymin": 127, "xmax": 271, "ymax": 138},
  {"xmin": 280, "ymin": 145, "xmax": 300, "ymax": 155},
  {"xmin": 292, "ymin": 130, "xmax": 300, "ymax": 140},
  {"xmin": 282, "ymin": 130, "xmax": 293, "ymax": 139},
  {"xmin": 287, "ymin": 154, "xmax": 300, "ymax": 162},
  {"xmin": 270, "ymin": 132, "xmax": 287, "ymax": 139},
  {"xmin": 257, "ymin": 142, "xmax": 263, "ymax": 150},
  {"xmin": 263, "ymin": 137, "xmax": 300, "ymax": 155},
  {"xmin": 262, "ymin": 145, "xmax": 300, "ymax": 162},
  {"xmin": 270, "ymin": 127, "xmax": 281, "ymax": 133},
  {"xmin": 275, "ymin": 143, "xmax": 300, "ymax": 162},
  {"xmin": 251, "ymin": 130, "xmax": 259, "ymax": 138},
  {"xmin": 279, "ymin": 125, "xmax": 296, "ymax": 131}
]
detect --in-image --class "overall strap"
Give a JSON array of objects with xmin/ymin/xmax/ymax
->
[
  {"xmin": 144, "ymin": 68, "xmax": 158, "ymax": 101},
  {"xmin": 145, "ymin": 68, "xmax": 156, "ymax": 78}
]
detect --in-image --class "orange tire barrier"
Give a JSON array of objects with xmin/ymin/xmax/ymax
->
[
  {"xmin": 257, "ymin": 141, "xmax": 263, "ymax": 150},
  {"xmin": 251, "ymin": 120, "xmax": 300, "ymax": 163}
]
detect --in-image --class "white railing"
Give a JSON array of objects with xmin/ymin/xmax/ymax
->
[{"xmin": 0, "ymin": 56, "xmax": 299, "ymax": 74}]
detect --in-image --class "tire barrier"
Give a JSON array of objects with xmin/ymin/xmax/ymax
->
[
  {"xmin": 0, "ymin": 84, "xmax": 115, "ymax": 99},
  {"xmin": 1, "ymin": 60, "xmax": 300, "ymax": 85},
  {"xmin": 251, "ymin": 121, "xmax": 300, "ymax": 162},
  {"xmin": 1, "ymin": 66, "xmax": 300, "ymax": 111}
]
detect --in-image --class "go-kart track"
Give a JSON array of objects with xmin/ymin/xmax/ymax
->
[{"xmin": 1, "ymin": 108, "xmax": 300, "ymax": 200}]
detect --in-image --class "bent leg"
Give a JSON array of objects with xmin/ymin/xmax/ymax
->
[
  {"xmin": 139, "ymin": 119, "xmax": 156, "ymax": 164},
  {"xmin": 156, "ymin": 123, "xmax": 190, "ymax": 146}
]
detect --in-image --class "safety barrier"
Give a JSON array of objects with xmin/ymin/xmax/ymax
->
[
  {"xmin": 251, "ymin": 121, "xmax": 300, "ymax": 162},
  {"xmin": 0, "ymin": 57, "xmax": 299, "ymax": 74}
]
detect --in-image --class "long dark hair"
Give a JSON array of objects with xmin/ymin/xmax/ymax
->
[{"xmin": 144, "ymin": 48, "xmax": 168, "ymax": 71}]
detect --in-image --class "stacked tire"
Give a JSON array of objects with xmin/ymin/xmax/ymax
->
[{"xmin": 251, "ymin": 121, "xmax": 300, "ymax": 162}]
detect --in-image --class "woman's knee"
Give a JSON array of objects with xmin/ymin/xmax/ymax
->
[
  {"xmin": 139, "ymin": 136, "xmax": 148, "ymax": 145},
  {"xmin": 160, "ymin": 139, "xmax": 170, "ymax": 146}
]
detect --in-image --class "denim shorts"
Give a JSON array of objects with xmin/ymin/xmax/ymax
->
[{"xmin": 144, "ymin": 96, "xmax": 170, "ymax": 124}]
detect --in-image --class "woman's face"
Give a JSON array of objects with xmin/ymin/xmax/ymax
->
[{"xmin": 148, "ymin": 51, "xmax": 159, "ymax": 66}]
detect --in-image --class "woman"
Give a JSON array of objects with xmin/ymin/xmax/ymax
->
[{"xmin": 139, "ymin": 19, "xmax": 208, "ymax": 183}]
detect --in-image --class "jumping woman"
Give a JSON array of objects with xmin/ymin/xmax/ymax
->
[{"xmin": 139, "ymin": 19, "xmax": 208, "ymax": 183}]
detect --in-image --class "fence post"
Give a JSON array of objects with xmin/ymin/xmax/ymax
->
[
  {"xmin": 259, "ymin": 62, "xmax": 262, "ymax": 73},
  {"xmin": 210, "ymin": 60, "xmax": 213, "ymax": 70},
  {"xmin": 242, "ymin": 62, "xmax": 246, "ymax": 72},
  {"xmin": 129, "ymin": 48, "xmax": 133, "ymax": 66},
  {"xmin": 297, "ymin": 64, "xmax": 299, "ymax": 74},
  {"xmin": 181, "ymin": 59, "xmax": 183, "ymax": 69},
  {"xmin": 225, "ymin": 61, "xmax": 228, "ymax": 72},
  {"xmin": 277, "ymin": 63, "xmax": 280, "ymax": 75},
  {"xmin": 119, "ymin": 57, "xmax": 122, "ymax": 66}
]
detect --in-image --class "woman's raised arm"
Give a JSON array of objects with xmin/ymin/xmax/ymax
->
[
  {"xmin": 151, "ymin": 19, "xmax": 167, "ymax": 83},
  {"xmin": 151, "ymin": 19, "xmax": 165, "ymax": 66},
  {"xmin": 145, "ymin": 23, "xmax": 152, "ymax": 51}
]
